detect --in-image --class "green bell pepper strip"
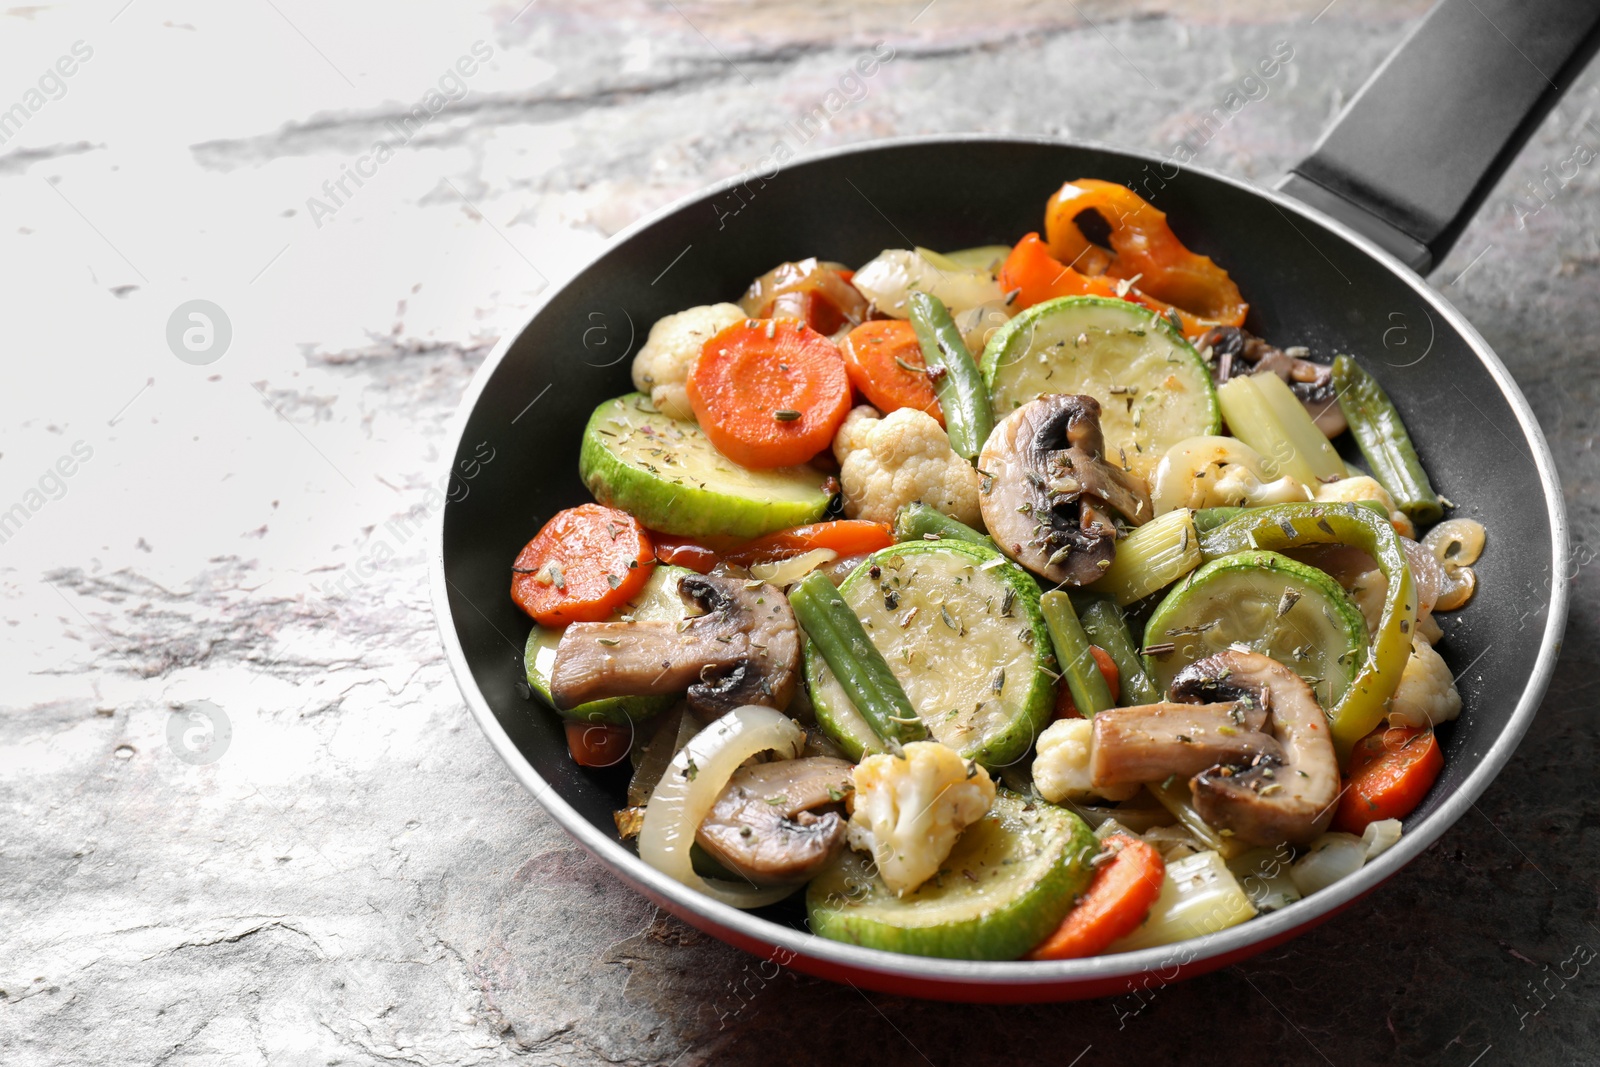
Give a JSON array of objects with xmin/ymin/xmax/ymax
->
[
  {"xmin": 1198, "ymin": 501, "xmax": 1416, "ymax": 758},
  {"xmin": 789, "ymin": 571, "xmax": 927, "ymax": 749}
]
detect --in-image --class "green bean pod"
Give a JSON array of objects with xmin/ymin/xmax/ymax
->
[
  {"xmin": 788, "ymin": 571, "xmax": 927, "ymax": 748},
  {"xmin": 1040, "ymin": 592, "xmax": 1116, "ymax": 716},
  {"xmin": 1074, "ymin": 594, "xmax": 1161, "ymax": 706},
  {"xmin": 1199, "ymin": 501, "xmax": 1416, "ymax": 758},
  {"xmin": 908, "ymin": 291, "xmax": 994, "ymax": 462},
  {"xmin": 892, "ymin": 502, "xmax": 998, "ymax": 550},
  {"xmin": 1331, "ymin": 355, "xmax": 1443, "ymax": 524}
]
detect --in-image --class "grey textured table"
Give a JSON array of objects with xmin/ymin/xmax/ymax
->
[{"xmin": 3, "ymin": 1, "xmax": 1597, "ymax": 1064}]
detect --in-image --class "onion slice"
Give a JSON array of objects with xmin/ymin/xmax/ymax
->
[
  {"xmin": 638, "ymin": 705, "xmax": 807, "ymax": 908},
  {"xmin": 1289, "ymin": 831, "xmax": 1367, "ymax": 896}
]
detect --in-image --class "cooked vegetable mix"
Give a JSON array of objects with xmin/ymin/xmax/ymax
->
[{"xmin": 509, "ymin": 176, "xmax": 1483, "ymax": 962}]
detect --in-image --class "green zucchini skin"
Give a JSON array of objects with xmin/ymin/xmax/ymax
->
[
  {"xmin": 805, "ymin": 539, "xmax": 1054, "ymax": 769},
  {"xmin": 806, "ymin": 793, "xmax": 1096, "ymax": 960},
  {"xmin": 980, "ymin": 296, "xmax": 1219, "ymax": 481},
  {"xmin": 579, "ymin": 393, "xmax": 831, "ymax": 540},
  {"xmin": 1142, "ymin": 549, "xmax": 1368, "ymax": 712}
]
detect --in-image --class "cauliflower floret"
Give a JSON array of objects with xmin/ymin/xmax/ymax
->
[
  {"xmin": 1387, "ymin": 636, "xmax": 1461, "ymax": 728},
  {"xmin": 846, "ymin": 740, "xmax": 995, "ymax": 896},
  {"xmin": 1031, "ymin": 718, "xmax": 1139, "ymax": 804},
  {"xmin": 834, "ymin": 407, "xmax": 982, "ymax": 526},
  {"xmin": 1315, "ymin": 475, "xmax": 1415, "ymax": 539},
  {"xmin": 630, "ymin": 303, "xmax": 745, "ymax": 420}
]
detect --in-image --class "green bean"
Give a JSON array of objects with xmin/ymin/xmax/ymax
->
[
  {"xmin": 1074, "ymin": 595, "xmax": 1161, "ymax": 706},
  {"xmin": 908, "ymin": 291, "xmax": 994, "ymax": 462},
  {"xmin": 788, "ymin": 571, "xmax": 926, "ymax": 748},
  {"xmin": 1040, "ymin": 592, "xmax": 1116, "ymax": 716},
  {"xmin": 1331, "ymin": 355, "xmax": 1442, "ymax": 524},
  {"xmin": 892, "ymin": 502, "xmax": 998, "ymax": 549}
]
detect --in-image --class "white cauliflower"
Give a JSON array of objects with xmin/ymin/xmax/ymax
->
[
  {"xmin": 1031, "ymin": 718, "xmax": 1139, "ymax": 804},
  {"xmin": 833, "ymin": 406, "xmax": 982, "ymax": 526},
  {"xmin": 1387, "ymin": 636, "xmax": 1461, "ymax": 728},
  {"xmin": 846, "ymin": 740, "xmax": 996, "ymax": 896},
  {"xmin": 630, "ymin": 303, "xmax": 746, "ymax": 420},
  {"xmin": 1315, "ymin": 475, "xmax": 1415, "ymax": 539}
]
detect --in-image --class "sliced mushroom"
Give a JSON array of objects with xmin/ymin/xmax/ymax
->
[
  {"xmin": 695, "ymin": 756, "xmax": 854, "ymax": 885},
  {"xmin": 1199, "ymin": 326, "xmax": 1347, "ymax": 438},
  {"xmin": 979, "ymin": 393, "xmax": 1154, "ymax": 585},
  {"xmin": 1090, "ymin": 700, "xmax": 1280, "ymax": 787},
  {"xmin": 1186, "ymin": 650, "xmax": 1340, "ymax": 847},
  {"xmin": 549, "ymin": 574, "xmax": 800, "ymax": 717}
]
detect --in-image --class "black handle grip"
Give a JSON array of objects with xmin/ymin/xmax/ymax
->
[{"xmin": 1277, "ymin": 0, "xmax": 1600, "ymax": 272}]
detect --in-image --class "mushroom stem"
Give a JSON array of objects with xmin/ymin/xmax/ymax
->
[{"xmin": 550, "ymin": 574, "xmax": 800, "ymax": 716}]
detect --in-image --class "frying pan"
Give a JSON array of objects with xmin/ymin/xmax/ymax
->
[{"xmin": 431, "ymin": 0, "xmax": 1593, "ymax": 1001}]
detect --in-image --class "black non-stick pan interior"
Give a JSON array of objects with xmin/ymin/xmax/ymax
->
[{"xmin": 440, "ymin": 137, "xmax": 1556, "ymax": 931}]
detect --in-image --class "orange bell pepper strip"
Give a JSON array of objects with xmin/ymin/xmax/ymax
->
[
  {"xmin": 999, "ymin": 234, "xmax": 1212, "ymax": 339},
  {"xmin": 1043, "ymin": 179, "xmax": 1248, "ymax": 334}
]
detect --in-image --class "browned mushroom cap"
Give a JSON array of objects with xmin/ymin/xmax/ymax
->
[
  {"xmin": 979, "ymin": 394, "xmax": 1154, "ymax": 586},
  {"xmin": 1199, "ymin": 326, "xmax": 1348, "ymax": 438},
  {"xmin": 1186, "ymin": 650, "xmax": 1340, "ymax": 847},
  {"xmin": 549, "ymin": 574, "xmax": 800, "ymax": 717},
  {"xmin": 695, "ymin": 756, "xmax": 854, "ymax": 885}
]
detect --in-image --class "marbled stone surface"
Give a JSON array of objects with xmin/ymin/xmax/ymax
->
[{"xmin": 3, "ymin": 1, "xmax": 1598, "ymax": 1064}]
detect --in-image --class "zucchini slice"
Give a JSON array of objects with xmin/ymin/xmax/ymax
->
[
  {"xmin": 1142, "ymin": 549, "xmax": 1367, "ymax": 711},
  {"xmin": 805, "ymin": 539, "xmax": 1054, "ymax": 769},
  {"xmin": 524, "ymin": 564, "xmax": 698, "ymax": 724},
  {"xmin": 806, "ymin": 793, "xmax": 1096, "ymax": 960},
  {"xmin": 579, "ymin": 394, "xmax": 831, "ymax": 541},
  {"xmin": 980, "ymin": 296, "xmax": 1220, "ymax": 481}
]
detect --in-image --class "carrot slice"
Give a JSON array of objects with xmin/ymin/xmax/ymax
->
[
  {"xmin": 687, "ymin": 319, "xmax": 852, "ymax": 468},
  {"xmin": 1333, "ymin": 725, "xmax": 1443, "ymax": 833},
  {"xmin": 1027, "ymin": 833, "xmax": 1165, "ymax": 959},
  {"xmin": 565, "ymin": 721, "xmax": 633, "ymax": 767},
  {"xmin": 723, "ymin": 520, "xmax": 894, "ymax": 567},
  {"xmin": 1054, "ymin": 645, "xmax": 1121, "ymax": 719},
  {"xmin": 650, "ymin": 532, "xmax": 718, "ymax": 574},
  {"xmin": 511, "ymin": 504, "xmax": 654, "ymax": 626},
  {"xmin": 839, "ymin": 320, "xmax": 943, "ymax": 424}
]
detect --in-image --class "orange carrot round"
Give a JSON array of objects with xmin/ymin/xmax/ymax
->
[
  {"xmin": 687, "ymin": 319, "xmax": 852, "ymax": 469},
  {"xmin": 1333, "ymin": 725, "xmax": 1443, "ymax": 833},
  {"xmin": 839, "ymin": 320, "xmax": 943, "ymax": 424},
  {"xmin": 1027, "ymin": 833, "xmax": 1165, "ymax": 959},
  {"xmin": 511, "ymin": 504, "xmax": 654, "ymax": 626}
]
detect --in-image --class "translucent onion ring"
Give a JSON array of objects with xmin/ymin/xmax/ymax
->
[{"xmin": 638, "ymin": 705, "xmax": 807, "ymax": 909}]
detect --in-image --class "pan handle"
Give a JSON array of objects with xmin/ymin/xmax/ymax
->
[{"xmin": 1276, "ymin": 0, "xmax": 1600, "ymax": 273}]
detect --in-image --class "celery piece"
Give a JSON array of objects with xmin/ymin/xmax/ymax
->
[
  {"xmin": 1216, "ymin": 375, "xmax": 1343, "ymax": 487},
  {"xmin": 1087, "ymin": 508, "xmax": 1201, "ymax": 606},
  {"xmin": 1107, "ymin": 850, "xmax": 1257, "ymax": 952}
]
